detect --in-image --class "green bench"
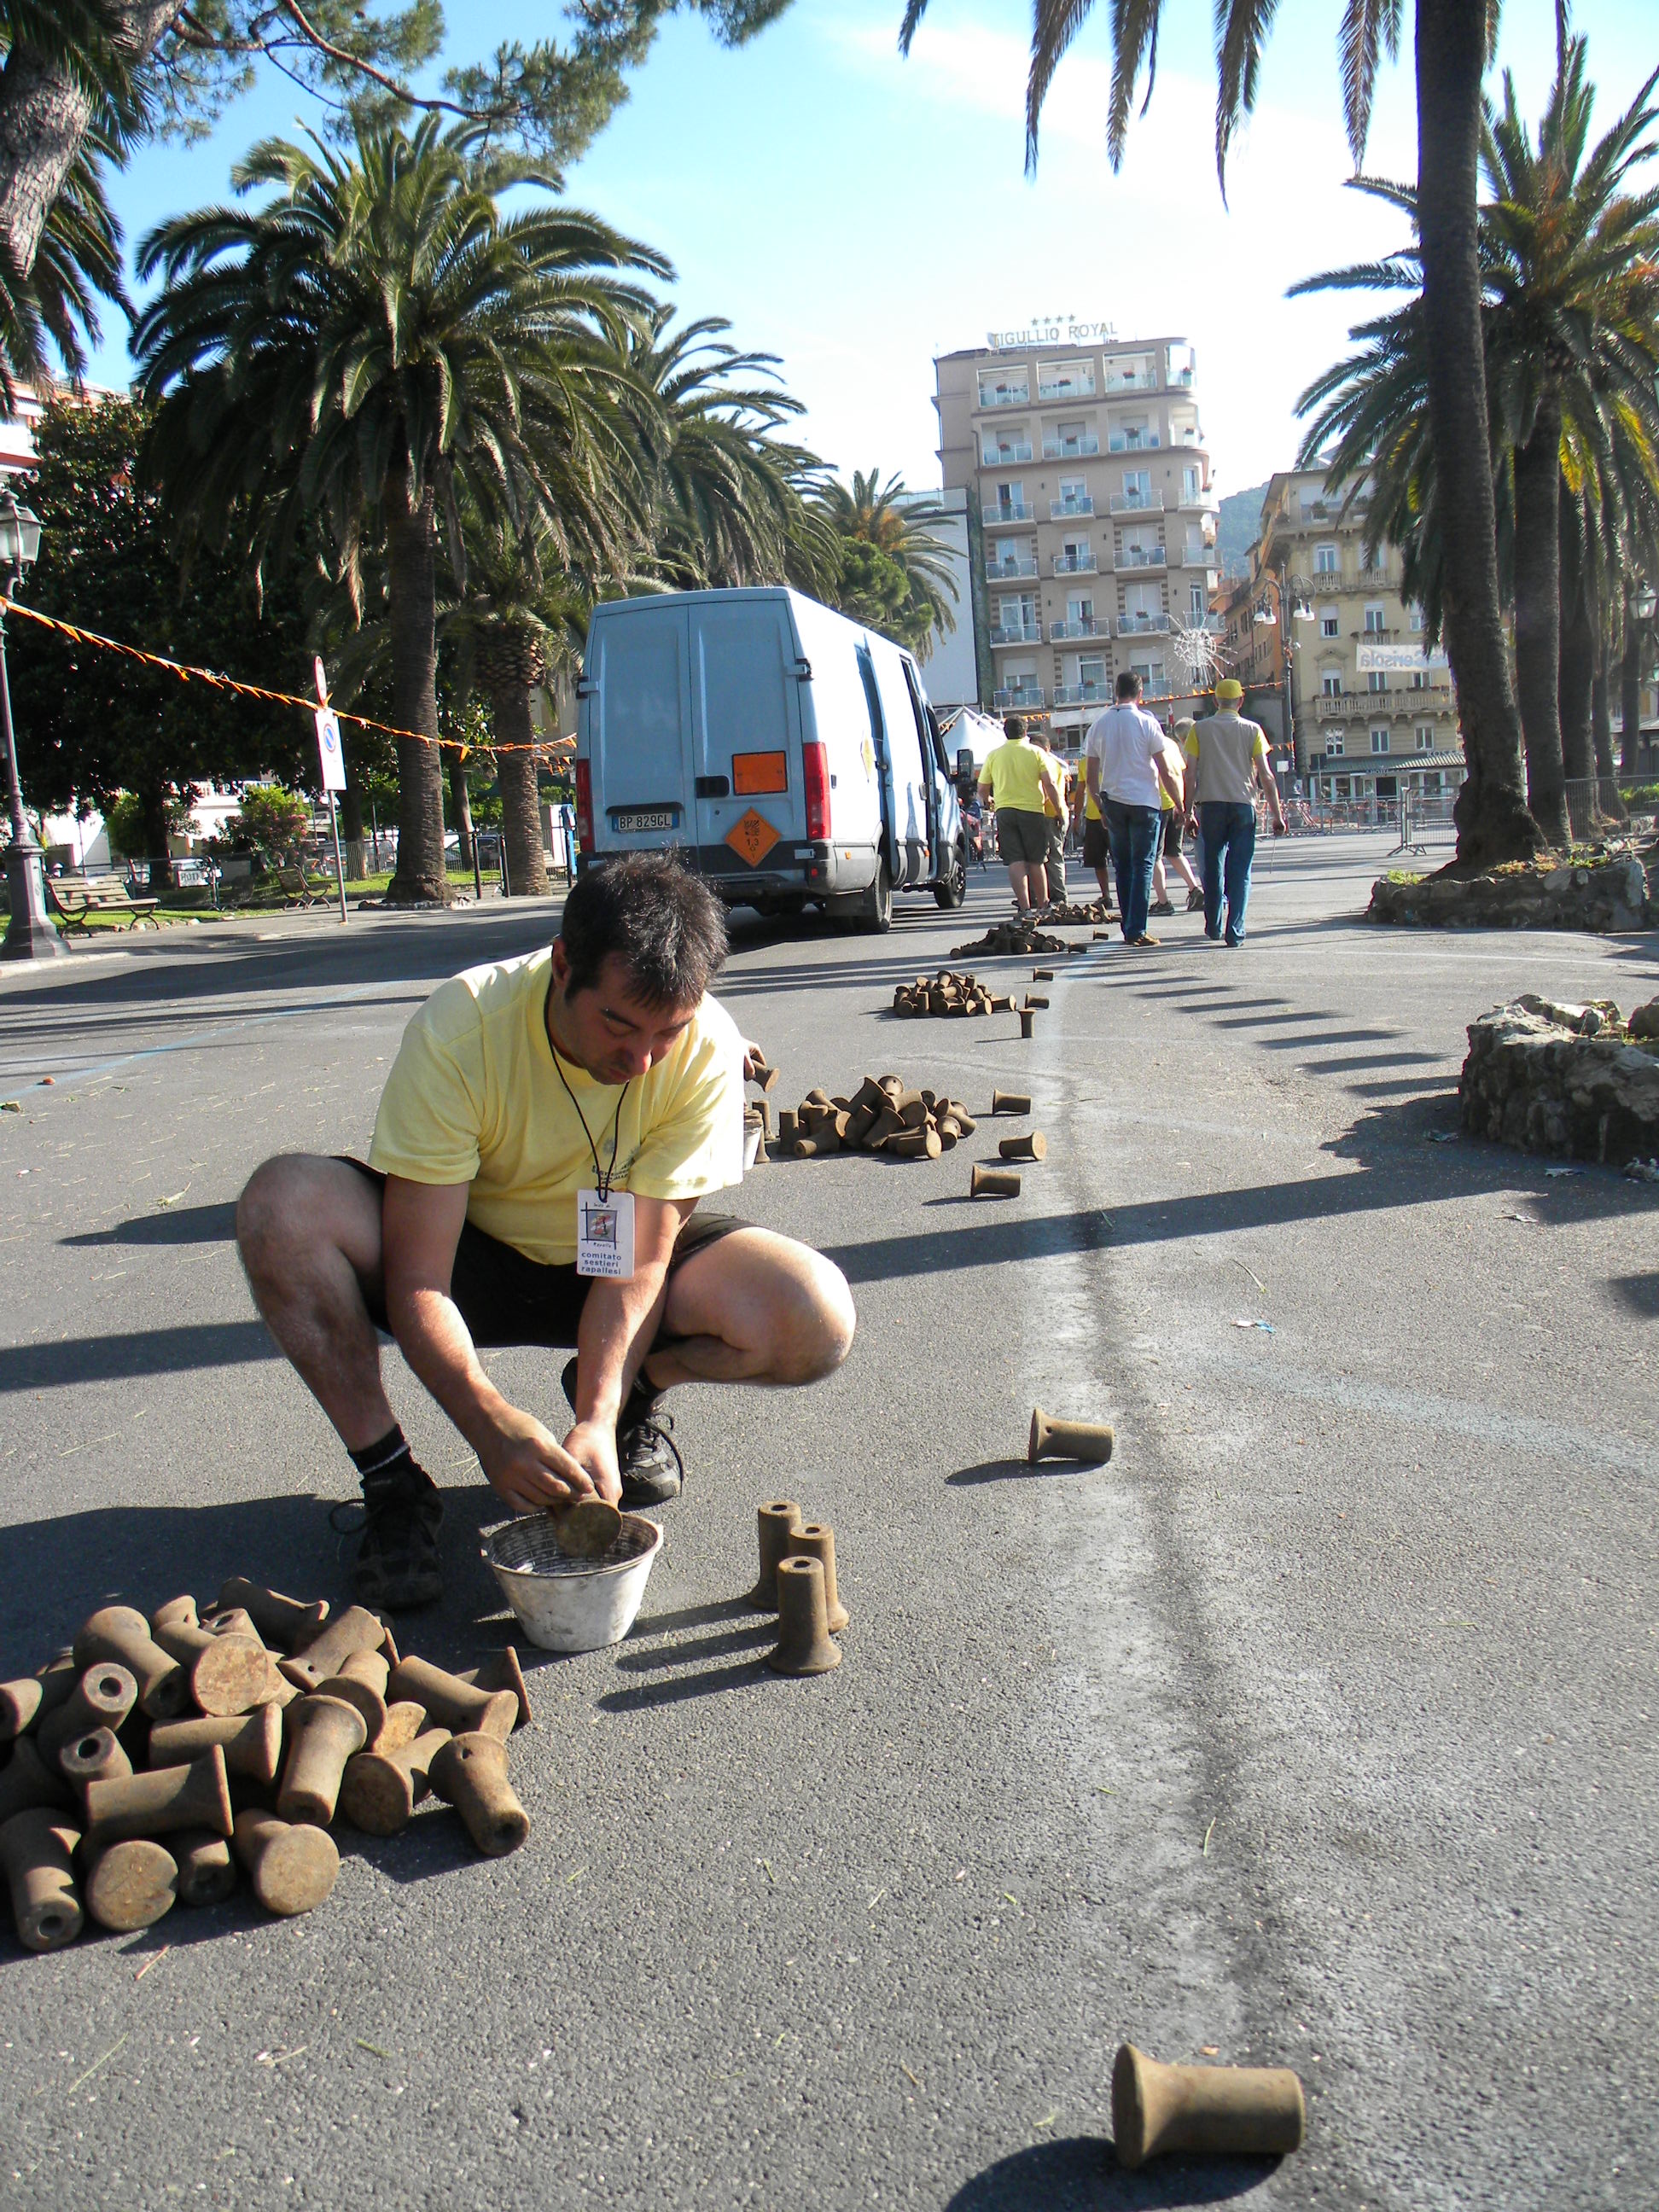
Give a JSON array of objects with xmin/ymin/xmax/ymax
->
[{"xmin": 47, "ymin": 879, "xmax": 161, "ymax": 934}]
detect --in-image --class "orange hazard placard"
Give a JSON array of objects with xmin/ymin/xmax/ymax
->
[{"xmin": 725, "ymin": 808, "xmax": 781, "ymax": 867}]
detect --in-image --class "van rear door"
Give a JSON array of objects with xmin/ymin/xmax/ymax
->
[
  {"xmin": 688, "ymin": 597, "xmax": 805, "ymax": 869},
  {"xmin": 586, "ymin": 602, "xmax": 693, "ymax": 852},
  {"xmin": 867, "ymin": 638, "xmax": 931, "ymax": 884}
]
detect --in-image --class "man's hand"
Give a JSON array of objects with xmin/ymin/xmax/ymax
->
[
  {"xmin": 742, "ymin": 1039, "xmax": 767, "ymax": 1083},
  {"xmin": 560, "ymin": 1417, "xmax": 623, "ymax": 1507},
  {"xmin": 478, "ymin": 1404, "xmax": 598, "ymax": 1516}
]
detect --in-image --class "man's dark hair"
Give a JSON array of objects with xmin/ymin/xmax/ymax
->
[
  {"xmin": 1004, "ymin": 714, "xmax": 1026, "ymax": 740},
  {"xmin": 1115, "ymin": 671, "xmax": 1142, "ymax": 700},
  {"xmin": 560, "ymin": 853, "xmax": 728, "ymax": 1005}
]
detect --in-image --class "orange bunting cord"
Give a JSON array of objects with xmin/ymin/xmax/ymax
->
[{"xmin": 0, "ymin": 596, "xmax": 576, "ymax": 758}]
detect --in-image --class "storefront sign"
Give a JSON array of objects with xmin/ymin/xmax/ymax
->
[
  {"xmin": 987, "ymin": 317, "xmax": 1116, "ymax": 352},
  {"xmin": 1355, "ymin": 643, "xmax": 1450, "ymax": 673}
]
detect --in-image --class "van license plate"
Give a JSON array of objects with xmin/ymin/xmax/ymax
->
[{"xmin": 611, "ymin": 807, "xmax": 678, "ymax": 833}]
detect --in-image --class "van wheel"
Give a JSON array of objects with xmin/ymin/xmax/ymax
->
[
  {"xmin": 934, "ymin": 841, "xmax": 967, "ymax": 909},
  {"xmin": 857, "ymin": 860, "xmax": 893, "ymax": 934}
]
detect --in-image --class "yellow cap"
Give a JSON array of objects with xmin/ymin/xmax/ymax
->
[{"xmin": 1216, "ymin": 678, "xmax": 1244, "ymax": 701}]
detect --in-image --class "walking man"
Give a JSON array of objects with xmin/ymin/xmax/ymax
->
[
  {"xmin": 1150, "ymin": 720, "xmax": 1205, "ymax": 917},
  {"xmin": 1084, "ymin": 672, "xmax": 1185, "ymax": 946},
  {"xmin": 1080, "ymin": 763, "xmax": 1113, "ymax": 909},
  {"xmin": 1182, "ymin": 678, "xmax": 1288, "ymax": 946},
  {"xmin": 978, "ymin": 715, "xmax": 1064, "ymax": 916},
  {"xmin": 1036, "ymin": 736, "xmax": 1071, "ymax": 912},
  {"xmin": 236, "ymin": 853, "xmax": 857, "ymax": 1609}
]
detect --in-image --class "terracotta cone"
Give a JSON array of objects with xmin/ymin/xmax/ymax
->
[
  {"xmin": 315, "ymin": 1669, "xmax": 387, "ymax": 1743},
  {"xmin": 73, "ymin": 1607, "xmax": 188, "ymax": 1720},
  {"xmin": 149, "ymin": 1595, "xmax": 199, "ymax": 1638},
  {"xmin": 340, "ymin": 1726, "xmax": 452, "ymax": 1837},
  {"xmin": 280, "ymin": 1605, "xmax": 387, "ymax": 1692},
  {"xmin": 150, "ymin": 1707, "xmax": 283, "ymax": 1786},
  {"xmin": 172, "ymin": 1827, "xmax": 237, "ymax": 1907},
  {"xmin": 998, "ymin": 1132, "xmax": 1047, "ymax": 1162},
  {"xmin": 1112, "ymin": 2043, "xmax": 1306, "ymax": 2168},
  {"xmin": 85, "ymin": 1746, "xmax": 233, "ymax": 1844},
  {"xmin": 0, "ymin": 1736, "xmax": 74, "ymax": 1825},
  {"xmin": 784, "ymin": 1524, "xmax": 849, "ymax": 1633},
  {"xmin": 276, "ymin": 1695, "xmax": 367, "ymax": 1825},
  {"xmin": 460, "ymin": 1649, "xmax": 533, "ymax": 1731},
  {"xmin": 748, "ymin": 1499, "xmax": 804, "ymax": 1610},
  {"xmin": 970, "ymin": 1165, "xmax": 1022, "ymax": 1199},
  {"xmin": 767, "ymin": 1557, "xmax": 842, "ymax": 1676},
  {"xmin": 83, "ymin": 1837, "xmax": 178, "ymax": 1933},
  {"xmin": 217, "ymin": 1578, "xmax": 328, "ymax": 1652},
  {"xmin": 59, "ymin": 1726, "xmax": 133, "ymax": 1795},
  {"xmin": 38, "ymin": 1662, "xmax": 138, "ymax": 1771},
  {"xmin": 1027, "ymin": 1407, "xmax": 1115, "ymax": 1464},
  {"xmin": 991, "ymin": 1090, "xmax": 1031, "ymax": 1115},
  {"xmin": 428, "ymin": 1732, "xmax": 528, "ymax": 1857},
  {"xmin": 369, "ymin": 1701, "xmax": 429, "ymax": 1755},
  {"xmin": 0, "ymin": 1678, "xmax": 44, "ymax": 1739},
  {"xmin": 387, "ymin": 1657, "xmax": 515, "ymax": 1740},
  {"xmin": 0, "ymin": 1808, "xmax": 83, "ymax": 1951},
  {"xmin": 232, "ymin": 1809, "xmax": 339, "ymax": 1917}
]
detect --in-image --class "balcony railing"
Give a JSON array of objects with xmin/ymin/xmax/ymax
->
[
  {"xmin": 978, "ymin": 386, "xmax": 1030, "ymax": 410},
  {"xmin": 1119, "ymin": 546, "xmax": 1166, "ymax": 569},
  {"xmin": 1103, "ymin": 372, "xmax": 1156, "ymax": 393},
  {"xmin": 1039, "ymin": 376, "xmax": 1095, "ymax": 399},
  {"xmin": 993, "ymin": 685, "xmax": 1047, "ymax": 710},
  {"xmin": 1176, "ymin": 542, "xmax": 1216, "ymax": 568},
  {"xmin": 985, "ymin": 553, "xmax": 1038, "ymax": 579},
  {"xmin": 1167, "ymin": 365, "xmax": 1196, "ymax": 387},
  {"xmin": 982, "ymin": 501, "xmax": 1034, "ymax": 526},
  {"xmin": 1043, "ymin": 434, "xmax": 1099, "ymax": 459},
  {"xmin": 1109, "ymin": 490, "xmax": 1163, "ymax": 513},
  {"xmin": 989, "ymin": 622, "xmax": 1043, "ymax": 646},
  {"xmin": 1176, "ymin": 481, "xmax": 1214, "ymax": 506},
  {"xmin": 1116, "ymin": 611, "xmax": 1171, "ymax": 636},
  {"xmin": 1050, "ymin": 617, "xmax": 1102, "ymax": 639},
  {"xmin": 1050, "ymin": 494, "xmax": 1095, "ymax": 519},
  {"xmin": 1316, "ymin": 687, "xmax": 1450, "ymax": 713},
  {"xmin": 1052, "ymin": 551, "xmax": 1097, "ymax": 574},
  {"xmin": 982, "ymin": 442, "xmax": 1033, "ymax": 465},
  {"xmin": 1052, "ymin": 681, "xmax": 1110, "ymax": 706},
  {"xmin": 1108, "ymin": 432, "xmax": 1161, "ymax": 453}
]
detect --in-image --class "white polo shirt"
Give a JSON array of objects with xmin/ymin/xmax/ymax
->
[{"xmin": 1085, "ymin": 701, "xmax": 1167, "ymax": 810}]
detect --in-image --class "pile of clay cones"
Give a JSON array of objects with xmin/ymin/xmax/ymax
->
[
  {"xmin": 949, "ymin": 919, "xmax": 1079, "ymax": 958},
  {"xmin": 891, "ymin": 969, "xmax": 1015, "ymax": 1019},
  {"xmin": 748, "ymin": 1503, "xmax": 849, "ymax": 1675},
  {"xmin": 0, "ymin": 1582, "xmax": 533, "ymax": 1949},
  {"xmin": 778, "ymin": 1074, "xmax": 976, "ymax": 1161},
  {"xmin": 1045, "ymin": 899, "xmax": 1114, "ymax": 925}
]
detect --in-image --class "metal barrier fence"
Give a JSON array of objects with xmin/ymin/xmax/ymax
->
[
  {"xmin": 1562, "ymin": 777, "xmax": 1631, "ymax": 843},
  {"xmin": 1391, "ymin": 789, "xmax": 1458, "ymax": 856}
]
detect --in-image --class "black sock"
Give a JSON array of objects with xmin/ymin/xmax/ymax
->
[{"xmin": 349, "ymin": 1424, "xmax": 415, "ymax": 1485}]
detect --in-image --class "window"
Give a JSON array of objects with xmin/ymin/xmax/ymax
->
[
  {"xmin": 1130, "ymin": 658, "xmax": 1163, "ymax": 690},
  {"xmin": 1416, "ymin": 725, "xmax": 1435, "ymax": 751},
  {"xmin": 1410, "ymin": 670, "xmax": 1428, "ymax": 690},
  {"xmin": 1057, "ymin": 474, "xmax": 1087, "ymax": 506},
  {"xmin": 1314, "ymin": 543, "xmax": 1340, "ymax": 574},
  {"xmin": 1371, "ymin": 727, "xmax": 1390, "ymax": 754},
  {"xmin": 994, "ymin": 480, "xmax": 1025, "ymax": 510},
  {"xmin": 1368, "ymin": 671, "xmax": 1388, "ymax": 693},
  {"xmin": 978, "ymin": 374, "xmax": 1029, "ymax": 408},
  {"xmin": 1364, "ymin": 604, "xmax": 1385, "ymax": 633},
  {"xmin": 1323, "ymin": 671, "xmax": 1343, "ymax": 697},
  {"xmin": 1320, "ymin": 608, "xmax": 1340, "ymax": 638},
  {"xmin": 1079, "ymin": 655, "xmax": 1106, "ymax": 688},
  {"xmin": 1325, "ymin": 732, "xmax": 1345, "ymax": 756},
  {"xmin": 1190, "ymin": 584, "xmax": 1207, "ymax": 620},
  {"xmin": 1407, "ymin": 603, "xmax": 1424, "ymax": 632},
  {"xmin": 1122, "ymin": 469, "xmax": 1151, "ymax": 504},
  {"xmin": 1182, "ymin": 465, "xmax": 1202, "ymax": 503},
  {"xmin": 1068, "ymin": 596, "xmax": 1094, "ymax": 626}
]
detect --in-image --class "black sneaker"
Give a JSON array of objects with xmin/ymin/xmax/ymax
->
[
  {"xmin": 561, "ymin": 1359, "xmax": 685, "ymax": 1508},
  {"xmin": 351, "ymin": 1461, "xmax": 444, "ymax": 1610}
]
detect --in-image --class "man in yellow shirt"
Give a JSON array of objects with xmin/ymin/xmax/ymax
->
[
  {"xmin": 236, "ymin": 853, "xmax": 857, "ymax": 1608},
  {"xmin": 976, "ymin": 714, "xmax": 1064, "ymax": 915},
  {"xmin": 1080, "ymin": 766, "xmax": 1113, "ymax": 907},
  {"xmin": 1035, "ymin": 740, "xmax": 1071, "ymax": 911}
]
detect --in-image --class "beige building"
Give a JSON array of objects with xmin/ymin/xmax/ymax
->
[
  {"xmin": 1254, "ymin": 465, "xmax": 1464, "ymax": 800},
  {"xmin": 934, "ymin": 326, "xmax": 1219, "ymax": 755}
]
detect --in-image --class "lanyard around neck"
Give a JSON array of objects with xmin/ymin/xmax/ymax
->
[{"xmin": 549, "ymin": 1037, "xmax": 629, "ymax": 1202}]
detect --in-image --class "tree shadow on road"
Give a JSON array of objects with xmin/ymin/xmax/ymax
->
[{"xmin": 944, "ymin": 2137, "xmax": 1278, "ymax": 2209}]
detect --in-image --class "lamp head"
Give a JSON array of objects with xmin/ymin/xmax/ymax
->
[{"xmin": 0, "ymin": 486, "xmax": 42, "ymax": 578}]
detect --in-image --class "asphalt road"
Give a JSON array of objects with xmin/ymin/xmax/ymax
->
[{"xmin": 1, "ymin": 836, "xmax": 1655, "ymax": 2212}]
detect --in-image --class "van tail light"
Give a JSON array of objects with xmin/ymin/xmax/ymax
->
[
  {"xmin": 802, "ymin": 741, "xmax": 832, "ymax": 841},
  {"xmin": 574, "ymin": 759, "xmax": 595, "ymax": 853}
]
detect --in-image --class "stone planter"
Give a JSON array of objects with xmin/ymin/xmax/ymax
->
[
  {"xmin": 1460, "ymin": 995, "xmax": 1659, "ymax": 1166},
  {"xmin": 1371, "ymin": 850, "xmax": 1656, "ymax": 934}
]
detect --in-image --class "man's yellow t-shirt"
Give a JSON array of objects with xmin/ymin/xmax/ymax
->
[
  {"xmin": 980, "ymin": 739, "xmax": 1048, "ymax": 814},
  {"xmin": 369, "ymin": 946, "xmax": 745, "ymax": 1266},
  {"xmin": 1037, "ymin": 747, "xmax": 1070, "ymax": 821},
  {"xmin": 1157, "ymin": 731, "xmax": 1187, "ymax": 813}
]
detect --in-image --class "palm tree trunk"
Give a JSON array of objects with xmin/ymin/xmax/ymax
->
[
  {"xmin": 1415, "ymin": 0, "xmax": 1542, "ymax": 870},
  {"xmin": 382, "ymin": 459, "xmax": 449, "ymax": 905},
  {"xmin": 1591, "ymin": 650, "xmax": 1624, "ymax": 819},
  {"xmin": 139, "ymin": 785, "xmax": 174, "ymax": 895},
  {"xmin": 1621, "ymin": 599, "xmax": 1644, "ymax": 777},
  {"xmin": 488, "ymin": 682, "xmax": 550, "ymax": 895},
  {"xmin": 1511, "ymin": 414, "xmax": 1569, "ymax": 847},
  {"xmin": 1557, "ymin": 581, "xmax": 1596, "ymax": 798},
  {"xmin": 337, "ymin": 781, "xmax": 368, "ymax": 881},
  {"xmin": 448, "ymin": 754, "xmax": 474, "ymax": 872}
]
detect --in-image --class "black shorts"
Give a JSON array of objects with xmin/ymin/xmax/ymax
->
[
  {"xmin": 1082, "ymin": 817, "xmax": 1110, "ymax": 870},
  {"xmin": 1161, "ymin": 811, "xmax": 1184, "ymax": 857},
  {"xmin": 341, "ymin": 1159, "xmax": 747, "ymax": 1348},
  {"xmin": 995, "ymin": 809, "xmax": 1050, "ymax": 865}
]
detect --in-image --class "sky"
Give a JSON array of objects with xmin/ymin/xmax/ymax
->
[{"xmin": 88, "ymin": 0, "xmax": 1659, "ymax": 503}]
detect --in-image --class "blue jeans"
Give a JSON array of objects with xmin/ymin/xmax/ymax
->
[
  {"xmin": 1103, "ymin": 800, "xmax": 1161, "ymax": 940},
  {"xmin": 1200, "ymin": 800, "xmax": 1257, "ymax": 943}
]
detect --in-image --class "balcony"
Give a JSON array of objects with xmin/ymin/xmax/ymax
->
[
  {"xmin": 982, "ymin": 442, "xmax": 1033, "ymax": 466},
  {"xmin": 1119, "ymin": 546, "xmax": 1166, "ymax": 569},
  {"xmin": 1050, "ymin": 617, "xmax": 1102, "ymax": 640},
  {"xmin": 982, "ymin": 501, "xmax": 1034, "ymax": 527},
  {"xmin": 1043, "ymin": 434, "xmax": 1100, "ymax": 459},
  {"xmin": 1103, "ymin": 371, "xmax": 1156, "ymax": 393},
  {"xmin": 1116, "ymin": 611, "xmax": 1171, "ymax": 637},
  {"xmin": 1050, "ymin": 494, "xmax": 1095, "ymax": 519},
  {"xmin": 977, "ymin": 386, "xmax": 1030, "ymax": 410},
  {"xmin": 1316, "ymin": 688, "xmax": 1450, "ymax": 714},
  {"xmin": 1039, "ymin": 375, "xmax": 1095, "ymax": 399},
  {"xmin": 985, "ymin": 553, "xmax": 1038, "ymax": 579},
  {"xmin": 989, "ymin": 621, "xmax": 1043, "ymax": 647},
  {"xmin": 1175, "ymin": 542, "xmax": 1216, "ymax": 568},
  {"xmin": 1175, "ymin": 481, "xmax": 1214, "ymax": 507},
  {"xmin": 1109, "ymin": 490, "xmax": 1164, "ymax": 514},
  {"xmin": 1108, "ymin": 432, "xmax": 1161, "ymax": 453},
  {"xmin": 1052, "ymin": 681, "xmax": 1110, "ymax": 707},
  {"xmin": 993, "ymin": 684, "xmax": 1047, "ymax": 710},
  {"xmin": 1052, "ymin": 550, "xmax": 1097, "ymax": 574},
  {"xmin": 1168, "ymin": 365, "xmax": 1196, "ymax": 387}
]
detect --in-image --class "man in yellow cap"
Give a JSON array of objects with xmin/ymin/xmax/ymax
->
[
  {"xmin": 978, "ymin": 714, "xmax": 1064, "ymax": 916},
  {"xmin": 1181, "ymin": 679, "xmax": 1287, "ymax": 946}
]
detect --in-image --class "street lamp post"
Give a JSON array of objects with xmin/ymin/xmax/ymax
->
[
  {"xmin": 1253, "ymin": 568, "xmax": 1314, "ymax": 788},
  {"xmin": 0, "ymin": 487, "xmax": 62, "ymax": 962}
]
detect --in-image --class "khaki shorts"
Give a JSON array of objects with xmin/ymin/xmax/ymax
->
[{"xmin": 995, "ymin": 809, "xmax": 1049, "ymax": 864}]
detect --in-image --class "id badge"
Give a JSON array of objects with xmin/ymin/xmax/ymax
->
[{"xmin": 576, "ymin": 1188, "xmax": 635, "ymax": 1280}]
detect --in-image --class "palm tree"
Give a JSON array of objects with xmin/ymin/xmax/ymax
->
[
  {"xmin": 132, "ymin": 113, "xmax": 666, "ymax": 902},
  {"xmin": 897, "ymin": 0, "xmax": 1538, "ymax": 867},
  {"xmin": 0, "ymin": 113, "xmax": 125, "ymax": 400},
  {"xmin": 812, "ymin": 467, "xmax": 958, "ymax": 655}
]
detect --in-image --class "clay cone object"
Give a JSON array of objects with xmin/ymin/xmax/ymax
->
[
  {"xmin": 149, "ymin": 1595, "xmax": 199, "ymax": 1638},
  {"xmin": 428, "ymin": 1732, "xmax": 529, "ymax": 1858},
  {"xmin": 460, "ymin": 1649, "xmax": 533, "ymax": 1731},
  {"xmin": 150, "ymin": 1707, "xmax": 283, "ymax": 1786},
  {"xmin": 766, "ymin": 1557, "xmax": 841, "ymax": 1677},
  {"xmin": 59, "ymin": 1727, "xmax": 133, "ymax": 1795},
  {"xmin": 0, "ymin": 1736, "xmax": 74, "ymax": 1824},
  {"xmin": 1112, "ymin": 2044, "xmax": 1306, "ymax": 2168},
  {"xmin": 280, "ymin": 1605, "xmax": 387, "ymax": 1692},
  {"xmin": 1028, "ymin": 1407, "xmax": 1115, "ymax": 1465},
  {"xmin": 82, "ymin": 1837, "xmax": 178, "ymax": 1933},
  {"xmin": 0, "ymin": 1678, "xmax": 44, "ymax": 1739},
  {"xmin": 748, "ymin": 1499, "xmax": 804, "ymax": 1610},
  {"xmin": 340, "ymin": 1726, "xmax": 451, "ymax": 1837},
  {"xmin": 888, "ymin": 1126, "xmax": 942, "ymax": 1161},
  {"xmin": 74, "ymin": 1608, "xmax": 187, "ymax": 1721},
  {"xmin": 552, "ymin": 1497, "xmax": 621, "ymax": 1561},
  {"xmin": 386, "ymin": 1657, "xmax": 515, "ymax": 1740},
  {"xmin": 276, "ymin": 1695, "xmax": 367, "ymax": 1825},
  {"xmin": 1024, "ymin": 995, "xmax": 1050, "ymax": 1010},
  {"xmin": 172, "ymin": 1828, "xmax": 237, "ymax": 1907},
  {"xmin": 369, "ymin": 1701, "xmax": 428, "ymax": 1755},
  {"xmin": 747, "ymin": 1051, "xmax": 780, "ymax": 1093},
  {"xmin": 970, "ymin": 1165, "xmax": 1022, "ymax": 1199},
  {"xmin": 195, "ymin": 1636, "xmax": 282, "ymax": 1719},
  {"xmin": 198, "ymin": 1607, "xmax": 262, "ymax": 1643},
  {"xmin": 0, "ymin": 1808, "xmax": 83, "ymax": 1951},
  {"xmin": 38, "ymin": 1662, "xmax": 138, "ymax": 1771},
  {"xmin": 314, "ymin": 1668, "xmax": 387, "ymax": 1743},
  {"xmin": 784, "ymin": 1524, "xmax": 849, "ymax": 1633},
  {"xmin": 998, "ymin": 1132, "xmax": 1047, "ymax": 1162},
  {"xmin": 218, "ymin": 1578, "xmax": 328, "ymax": 1653},
  {"xmin": 1019, "ymin": 1010, "xmax": 1037, "ymax": 1040},
  {"xmin": 85, "ymin": 1746, "xmax": 233, "ymax": 1844},
  {"xmin": 1033, "ymin": 968, "xmax": 1054, "ymax": 981},
  {"xmin": 777, "ymin": 1109, "xmax": 798, "ymax": 1147},
  {"xmin": 232, "ymin": 1808, "xmax": 339, "ymax": 1918},
  {"xmin": 991, "ymin": 1090, "xmax": 1031, "ymax": 1115}
]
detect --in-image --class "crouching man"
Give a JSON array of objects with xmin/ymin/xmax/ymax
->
[{"xmin": 236, "ymin": 853, "xmax": 857, "ymax": 1609}]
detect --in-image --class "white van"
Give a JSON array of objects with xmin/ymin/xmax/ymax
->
[{"xmin": 575, "ymin": 587, "xmax": 967, "ymax": 932}]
